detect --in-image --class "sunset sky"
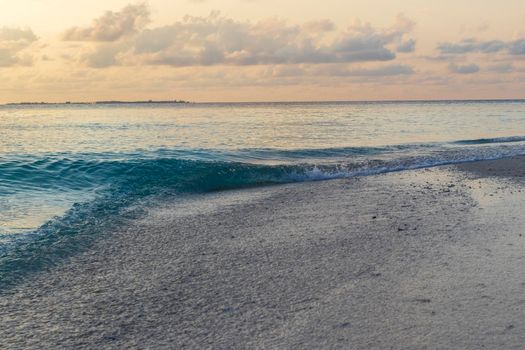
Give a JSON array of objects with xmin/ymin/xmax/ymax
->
[{"xmin": 1, "ymin": 0, "xmax": 525, "ymax": 102}]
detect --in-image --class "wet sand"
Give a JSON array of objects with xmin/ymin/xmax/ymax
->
[{"xmin": 1, "ymin": 156, "xmax": 525, "ymax": 349}]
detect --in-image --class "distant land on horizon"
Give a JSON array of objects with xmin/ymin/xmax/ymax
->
[
  {"xmin": 3, "ymin": 98, "xmax": 525, "ymax": 106},
  {"xmin": 4, "ymin": 100, "xmax": 191, "ymax": 106}
]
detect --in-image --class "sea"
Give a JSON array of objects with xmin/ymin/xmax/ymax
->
[{"xmin": 1, "ymin": 100, "xmax": 525, "ymax": 287}]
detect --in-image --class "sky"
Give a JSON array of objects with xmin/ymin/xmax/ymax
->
[{"xmin": 1, "ymin": 0, "xmax": 525, "ymax": 102}]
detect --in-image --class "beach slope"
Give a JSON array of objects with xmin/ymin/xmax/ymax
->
[{"xmin": 1, "ymin": 157, "xmax": 525, "ymax": 349}]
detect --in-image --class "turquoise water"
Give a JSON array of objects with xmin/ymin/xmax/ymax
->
[{"xmin": 1, "ymin": 100, "xmax": 525, "ymax": 287}]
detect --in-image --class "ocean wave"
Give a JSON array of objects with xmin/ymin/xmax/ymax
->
[
  {"xmin": 453, "ymin": 135, "xmax": 525, "ymax": 145},
  {"xmin": 2, "ymin": 142, "xmax": 525, "ymax": 290}
]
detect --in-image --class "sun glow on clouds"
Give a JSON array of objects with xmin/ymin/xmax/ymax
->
[
  {"xmin": 64, "ymin": 8, "xmax": 414, "ymax": 68},
  {"xmin": 1, "ymin": 1, "xmax": 525, "ymax": 102},
  {"xmin": 0, "ymin": 27, "xmax": 38, "ymax": 67}
]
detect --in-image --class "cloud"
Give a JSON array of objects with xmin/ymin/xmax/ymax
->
[
  {"xmin": 346, "ymin": 64, "xmax": 414, "ymax": 76},
  {"xmin": 132, "ymin": 13, "xmax": 414, "ymax": 67},
  {"xmin": 438, "ymin": 39, "xmax": 506, "ymax": 54},
  {"xmin": 0, "ymin": 27, "xmax": 38, "ymax": 67},
  {"xmin": 397, "ymin": 39, "xmax": 416, "ymax": 53},
  {"xmin": 83, "ymin": 43, "xmax": 125, "ymax": 68},
  {"xmin": 448, "ymin": 63, "xmax": 480, "ymax": 74},
  {"xmin": 303, "ymin": 20, "xmax": 336, "ymax": 33},
  {"xmin": 0, "ymin": 27, "xmax": 37, "ymax": 43},
  {"xmin": 314, "ymin": 64, "xmax": 414, "ymax": 77},
  {"xmin": 72, "ymin": 7, "xmax": 415, "ymax": 68},
  {"xmin": 437, "ymin": 38, "xmax": 525, "ymax": 56},
  {"xmin": 266, "ymin": 63, "xmax": 414, "ymax": 80},
  {"xmin": 63, "ymin": 3, "xmax": 150, "ymax": 42},
  {"xmin": 508, "ymin": 39, "xmax": 525, "ymax": 55},
  {"xmin": 487, "ymin": 63, "xmax": 513, "ymax": 73}
]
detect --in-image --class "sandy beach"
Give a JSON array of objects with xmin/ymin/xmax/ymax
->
[{"xmin": 1, "ymin": 156, "xmax": 524, "ymax": 349}]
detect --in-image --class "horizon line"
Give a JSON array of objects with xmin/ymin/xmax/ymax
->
[{"xmin": 3, "ymin": 98, "xmax": 525, "ymax": 106}]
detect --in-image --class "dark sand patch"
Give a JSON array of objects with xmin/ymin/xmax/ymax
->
[{"xmin": 456, "ymin": 155, "xmax": 525, "ymax": 182}]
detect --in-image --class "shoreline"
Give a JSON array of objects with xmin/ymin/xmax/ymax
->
[{"xmin": 1, "ymin": 156, "xmax": 525, "ymax": 348}]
